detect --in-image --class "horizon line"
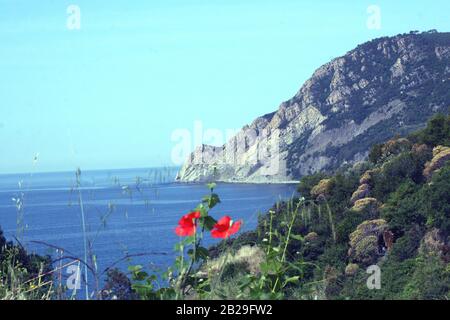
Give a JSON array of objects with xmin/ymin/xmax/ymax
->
[{"xmin": 0, "ymin": 165, "xmax": 181, "ymax": 177}]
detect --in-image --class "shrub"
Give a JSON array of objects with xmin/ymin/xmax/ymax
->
[
  {"xmin": 388, "ymin": 224, "xmax": 425, "ymax": 262},
  {"xmin": 297, "ymin": 172, "xmax": 329, "ymax": 199},
  {"xmin": 102, "ymin": 268, "xmax": 137, "ymax": 300},
  {"xmin": 410, "ymin": 113, "xmax": 450, "ymax": 147},
  {"xmin": 381, "ymin": 181, "xmax": 424, "ymax": 234},
  {"xmin": 419, "ymin": 165, "xmax": 450, "ymax": 233},
  {"xmin": 372, "ymin": 151, "xmax": 429, "ymax": 201},
  {"xmin": 369, "ymin": 143, "xmax": 384, "ymax": 164},
  {"xmin": 401, "ymin": 254, "xmax": 450, "ymax": 299}
]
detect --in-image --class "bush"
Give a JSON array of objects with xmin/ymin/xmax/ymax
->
[
  {"xmin": 369, "ymin": 143, "xmax": 383, "ymax": 164},
  {"xmin": 335, "ymin": 210, "xmax": 366, "ymax": 244},
  {"xmin": 419, "ymin": 165, "xmax": 450, "ymax": 233},
  {"xmin": 410, "ymin": 113, "xmax": 450, "ymax": 147},
  {"xmin": 381, "ymin": 181, "xmax": 424, "ymax": 234},
  {"xmin": 401, "ymin": 254, "xmax": 450, "ymax": 299},
  {"xmin": 388, "ymin": 224, "xmax": 425, "ymax": 262},
  {"xmin": 372, "ymin": 151, "xmax": 429, "ymax": 201},
  {"xmin": 102, "ymin": 268, "xmax": 137, "ymax": 300},
  {"xmin": 297, "ymin": 172, "xmax": 329, "ymax": 199}
]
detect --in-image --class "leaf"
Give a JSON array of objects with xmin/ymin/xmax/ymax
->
[
  {"xmin": 260, "ymin": 260, "xmax": 282, "ymax": 275},
  {"xmin": 206, "ymin": 182, "xmax": 216, "ymax": 191},
  {"xmin": 183, "ymin": 236, "xmax": 195, "ymax": 245},
  {"xmin": 202, "ymin": 193, "xmax": 221, "ymax": 209},
  {"xmin": 174, "ymin": 242, "xmax": 184, "ymax": 252},
  {"xmin": 238, "ymin": 277, "xmax": 253, "ymax": 290},
  {"xmin": 128, "ymin": 265, "xmax": 148, "ymax": 281},
  {"xmin": 195, "ymin": 203, "xmax": 207, "ymax": 214},
  {"xmin": 283, "ymin": 276, "xmax": 300, "ymax": 287},
  {"xmin": 128, "ymin": 265, "xmax": 143, "ymax": 273},
  {"xmin": 290, "ymin": 234, "xmax": 304, "ymax": 241},
  {"xmin": 201, "ymin": 216, "xmax": 217, "ymax": 231},
  {"xmin": 196, "ymin": 247, "xmax": 209, "ymax": 260},
  {"xmin": 135, "ymin": 271, "xmax": 149, "ymax": 281}
]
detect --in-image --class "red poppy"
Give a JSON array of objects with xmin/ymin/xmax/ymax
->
[
  {"xmin": 175, "ymin": 211, "xmax": 201, "ymax": 237},
  {"xmin": 211, "ymin": 216, "xmax": 242, "ymax": 239}
]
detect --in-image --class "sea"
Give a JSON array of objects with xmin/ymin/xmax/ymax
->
[{"xmin": 0, "ymin": 167, "xmax": 297, "ymax": 298}]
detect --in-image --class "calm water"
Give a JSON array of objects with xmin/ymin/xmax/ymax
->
[{"xmin": 0, "ymin": 168, "xmax": 296, "ymax": 295}]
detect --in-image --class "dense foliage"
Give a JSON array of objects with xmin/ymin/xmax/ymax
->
[
  {"xmin": 0, "ymin": 229, "xmax": 53, "ymax": 299},
  {"xmin": 210, "ymin": 114, "xmax": 450, "ymax": 300}
]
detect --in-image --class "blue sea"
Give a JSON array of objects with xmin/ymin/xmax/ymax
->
[{"xmin": 0, "ymin": 167, "xmax": 296, "ymax": 297}]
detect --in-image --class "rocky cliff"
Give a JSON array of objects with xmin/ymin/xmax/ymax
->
[{"xmin": 177, "ymin": 31, "xmax": 450, "ymax": 183}]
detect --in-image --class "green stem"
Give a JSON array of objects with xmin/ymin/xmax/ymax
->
[
  {"xmin": 324, "ymin": 202, "xmax": 336, "ymax": 243},
  {"xmin": 272, "ymin": 201, "xmax": 300, "ymax": 293}
]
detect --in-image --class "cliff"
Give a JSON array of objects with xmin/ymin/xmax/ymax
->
[{"xmin": 177, "ymin": 31, "xmax": 450, "ymax": 183}]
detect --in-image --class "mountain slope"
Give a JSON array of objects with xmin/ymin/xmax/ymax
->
[{"xmin": 177, "ymin": 31, "xmax": 450, "ymax": 183}]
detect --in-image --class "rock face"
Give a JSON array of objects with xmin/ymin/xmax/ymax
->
[{"xmin": 177, "ymin": 32, "xmax": 450, "ymax": 183}]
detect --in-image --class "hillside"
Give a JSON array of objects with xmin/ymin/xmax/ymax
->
[
  {"xmin": 208, "ymin": 114, "xmax": 450, "ymax": 299},
  {"xmin": 177, "ymin": 31, "xmax": 450, "ymax": 183}
]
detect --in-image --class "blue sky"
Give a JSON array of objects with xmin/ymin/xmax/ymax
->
[{"xmin": 0, "ymin": 0, "xmax": 449, "ymax": 173}]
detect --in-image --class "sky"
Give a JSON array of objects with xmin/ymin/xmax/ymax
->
[{"xmin": 0, "ymin": 0, "xmax": 449, "ymax": 174}]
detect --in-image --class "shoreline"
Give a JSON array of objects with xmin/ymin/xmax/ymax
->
[{"xmin": 175, "ymin": 180, "xmax": 300, "ymax": 186}]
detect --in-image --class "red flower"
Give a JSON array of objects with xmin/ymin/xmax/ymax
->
[
  {"xmin": 211, "ymin": 216, "xmax": 242, "ymax": 239},
  {"xmin": 175, "ymin": 211, "xmax": 201, "ymax": 237}
]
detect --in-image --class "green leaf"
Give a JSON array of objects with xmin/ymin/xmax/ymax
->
[
  {"xmin": 283, "ymin": 276, "xmax": 300, "ymax": 287},
  {"xmin": 202, "ymin": 193, "xmax": 221, "ymax": 209},
  {"xmin": 196, "ymin": 247, "xmax": 209, "ymax": 260},
  {"xmin": 196, "ymin": 204, "xmax": 208, "ymax": 216},
  {"xmin": 134, "ymin": 271, "xmax": 149, "ymax": 281},
  {"xmin": 272, "ymin": 246, "xmax": 281, "ymax": 253},
  {"xmin": 260, "ymin": 260, "xmax": 282, "ymax": 275},
  {"xmin": 206, "ymin": 182, "xmax": 216, "ymax": 191},
  {"xmin": 187, "ymin": 247, "xmax": 209, "ymax": 262},
  {"xmin": 201, "ymin": 216, "xmax": 217, "ymax": 231},
  {"xmin": 128, "ymin": 265, "xmax": 149, "ymax": 281},
  {"xmin": 174, "ymin": 242, "xmax": 184, "ymax": 252},
  {"xmin": 183, "ymin": 236, "xmax": 195, "ymax": 245},
  {"xmin": 128, "ymin": 265, "xmax": 143, "ymax": 273},
  {"xmin": 290, "ymin": 234, "xmax": 304, "ymax": 241}
]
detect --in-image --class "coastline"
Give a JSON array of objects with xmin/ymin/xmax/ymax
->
[{"xmin": 175, "ymin": 180, "xmax": 300, "ymax": 186}]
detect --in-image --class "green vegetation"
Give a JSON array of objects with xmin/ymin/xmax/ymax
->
[
  {"xmin": 0, "ymin": 229, "xmax": 53, "ymax": 299},
  {"xmin": 205, "ymin": 114, "xmax": 450, "ymax": 300},
  {"xmin": 1, "ymin": 114, "xmax": 449, "ymax": 300}
]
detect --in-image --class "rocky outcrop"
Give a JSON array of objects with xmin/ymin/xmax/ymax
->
[
  {"xmin": 177, "ymin": 32, "xmax": 450, "ymax": 183},
  {"xmin": 423, "ymin": 146, "xmax": 450, "ymax": 179}
]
